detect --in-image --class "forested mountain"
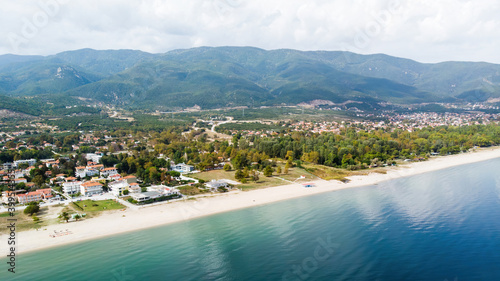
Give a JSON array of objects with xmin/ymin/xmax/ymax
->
[{"xmin": 1, "ymin": 47, "xmax": 499, "ymax": 111}]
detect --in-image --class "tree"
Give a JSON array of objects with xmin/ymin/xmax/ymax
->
[
  {"xmin": 263, "ymin": 166, "xmax": 273, "ymax": 177},
  {"xmin": 123, "ymin": 189, "xmax": 130, "ymax": 195},
  {"xmin": 223, "ymin": 163, "xmax": 232, "ymax": 171},
  {"xmin": 33, "ymin": 175, "xmax": 45, "ymax": 187},
  {"xmin": 59, "ymin": 211, "xmax": 70, "ymax": 223},
  {"xmin": 74, "ymin": 214, "xmax": 81, "ymax": 221},
  {"xmin": 24, "ymin": 202, "xmax": 40, "ymax": 216},
  {"xmin": 276, "ymin": 166, "xmax": 282, "ymax": 174},
  {"xmin": 32, "ymin": 216, "xmax": 40, "ymax": 222},
  {"xmin": 252, "ymin": 171, "xmax": 259, "ymax": 182},
  {"xmin": 235, "ymin": 169, "xmax": 245, "ymax": 180}
]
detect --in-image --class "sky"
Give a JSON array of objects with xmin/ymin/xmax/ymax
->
[{"xmin": 1, "ymin": 0, "xmax": 500, "ymax": 63}]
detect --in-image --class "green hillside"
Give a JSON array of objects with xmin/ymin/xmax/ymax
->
[{"xmin": 1, "ymin": 47, "xmax": 499, "ymax": 111}]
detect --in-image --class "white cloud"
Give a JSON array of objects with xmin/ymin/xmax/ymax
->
[{"xmin": 1, "ymin": 0, "xmax": 499, "ymax": 63}]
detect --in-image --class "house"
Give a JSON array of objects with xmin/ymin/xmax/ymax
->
[
  {"xmin": 123, "ymin": 175, "xmax": 137, "ymax": 184},
  {"xmin": 149, "ymin": 185, "xmax": 180, "ymax": 196},
  {"xmin": 37, "ymin": 188, "xmax": 53, "ymax": 199},
  {"xmin": 109, "ymin": 180, "xmax": 129, "ymax": 197},
  {"xmin": 80, "ymin": 182, "xmax": 104, "ymax": 196},
  {"xmin": 108, "ymin": 174, "xmax": 122, "ymax": 181},
  {"xmin": 171, "ymin": 163, "xmax": 194, "ymax": 173},
  {"xmin": 128, "ymin": 183, "xmax": 141, "ymax": 193},
  {"xmin": 84, "ymin": 167, "xmax": 100, "ymax": 177},
  {"xmin": 3, "ymin": 162, "xmax": 14, "ymax": 170},
  {"xmin": 131, "ymin": 191, "xmax": 162, "ymax": 202},
  {"xmin": 17, "ymin": 191, "xmax": 42, "ymax": 204},
  {"xmin": 13, "ymin": 178, "xmax": 28, "ymax": 184},
  {"xmin": 65, "ymin": 177, "xmax": 77, "ymax": 182},
  {"xmin": 101, "ymin": 167, "xmax": 118, "ymax": 177},
  {"xmin": 86, "ymin": 153, "xmax": 102, "ymax": 164},
  {"xmin": 44, "ymin": 160, "xmax": 59, "ymax": 168},
  {"xmin": 23, "ymin": 166, "xmax": 35, "ymax": 176},
  {"xmin": 62, "ymin": 181, "xmax": 82, "ymax": 194},
  {"xmin": 13, "ymin": 159, "xmax": 36, "ymax": 168},
  {"xmin": 75, "ymin": 166, "xmax": 87, "ymax": 178},
  {"xmin": 2, "ymin": 191, "xmax": 22, "ymax": 204},
  {"xmin": 205, "ymin": 180, "xmax": 229, "ymax": 192},
  {"xmin": 13, "ymin": 170, "xmax": 24, "ymax": 179}
]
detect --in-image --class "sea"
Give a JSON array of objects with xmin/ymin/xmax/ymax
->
[{"xmin": 4, "ymin": 157, "xmax": 500, "ymax": 281}]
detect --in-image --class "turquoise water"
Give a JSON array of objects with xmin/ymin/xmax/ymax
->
[{"xmin": 4, "ymin": 158, "xmax": 500, "ymax": 280}]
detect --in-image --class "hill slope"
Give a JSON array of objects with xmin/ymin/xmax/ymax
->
[{"xmin": 1, "ymin": 47, "xmax": 500, "ymax": 110}]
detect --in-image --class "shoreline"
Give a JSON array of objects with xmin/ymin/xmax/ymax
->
[{"xmin": 4, "ymin": 147, "xmax": 500, "ymax": 255}]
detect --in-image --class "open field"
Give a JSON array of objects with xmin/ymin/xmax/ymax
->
[
  {"xmin": 0, "ymin": 204, "xmax": 66, "ymax": 234},
  {"xmin": 70, "ymin": 200, "xmax": 125, "ymax": 217},
  {"xmin": 193, "ymin": 165, "xmax": 324, "ymax": 190}
]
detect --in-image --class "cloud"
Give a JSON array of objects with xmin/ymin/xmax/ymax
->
[{"xmin": 1, "ymin": 0, "xmax": 500, "ymax": 63}]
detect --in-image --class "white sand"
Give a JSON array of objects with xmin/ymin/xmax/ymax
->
[{"xmin": 4, "ymin": 147, "xmax": 500, "ymax": 255}]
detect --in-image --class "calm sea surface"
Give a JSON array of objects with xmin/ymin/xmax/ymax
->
[{"xmin": 4, "ymin": 158, "xmax": 500, "ymax": 281}]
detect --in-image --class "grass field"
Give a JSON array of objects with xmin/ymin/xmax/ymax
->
[
  {"xmin": 71, "ymin": 200, "xmax": 125, "ymax": 214},
  {"xmin": 193, "ymin": 165, "xmax": 321, "ymax": 191},
  {"xmin": 0, "ymin": 205, "xmax": 66, "ymax": 234},
  {"xmin": 0, "ymin": 200, "xmax": 126, "ymax": 234}
]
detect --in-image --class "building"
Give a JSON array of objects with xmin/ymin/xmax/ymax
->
[
  {"xmin": 205, "ymin": 180, "xmax": 229, "ymax": 192},
  {"xmin": 76, "ymin": 165, "xmax": 104, "ymax": 178},
  {"xmin": 149, "ymin": 185, "xmax": 180, "ymax": 196},
  {"xmin": 108, "ymin": 174, "xmax": 122, "ymax": 181},
  {"xmin": 37, "ymin": 188, "xmax": 53, "ymax": 199},
  {"xmin": 17, "ymin": 191, "xmax": 42, "ymax": 204},
  {"xmin": 101, "ymin": 167, "xmax": 118, "ymax": 177},
  {"xmin": 128, "ymin": 183, "xmax": 141, "ymax": 193},
  {"xmin": 80, "ymin": 182, "xmax": 104, "ymax": 196},
  {"xmin": 13, "ymin": 170, "xmax": 24, "ymax": 179},
  {"xmin": 2, "ymin": 191, "xmax": 22, "ymax": 204},
  {"xmin": 86, "ymin": 153, "xmax": 103, "ymax": 164},
  {"xmin": 171, "ymin": 163, "xmax": 194, "ymax": 173},
  {"xmin": 13, "ymin": 178, "xmax": 28, "ymax": 185},
  {"xmin": 75, "ymin": 166, "xmax": 87, "ymax": 178},
  {"xmin": 3, "ymin": 162, "xmax": 14, "ymax": 170},
  {"xmin": 62, "ymin": 181, "xmax": 82, "ymax": 194},
  {"xmin": 13, "ymin": 159, "xmax": 36, "ymax": 168},
  {"xmin": 44, "ymin": 160, "xmax": 59, "ymax": 168},
  {"xmin": 123, "ymin": 175, "xmax": 138, "ymax": 184},
  {"xmin": 131, "ymin": 191, "xmax": 162, "ymax": 202},
  {"xmin": 109, "ymin": 180, "xmax": 129, "ymax": 197}
]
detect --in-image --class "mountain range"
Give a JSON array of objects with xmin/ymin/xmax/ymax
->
[{"xmin": 1, "ymin": 47, "xmax": 499, "ymax": 112}]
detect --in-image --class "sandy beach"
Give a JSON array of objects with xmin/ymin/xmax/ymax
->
[{"xmin": 5, "ymin": 147, "xmax": 500, "ymax": 255}]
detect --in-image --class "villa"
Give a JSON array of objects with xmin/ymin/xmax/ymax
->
[
  {"xmin": 205, "ymin": 180, "xmax": 230, "ymax": 192},
  {"xmin": 109, "ymin": 180, "xmax": 129, "ymax": 197},
  {"xmin": 80, "ymin": 181, "xmax": 104, "ymax": 196},
  {"xmin": 62, "ymin": 181, "xmax": 82, "ymax": 194},
  {"xmin": 101, "ymin": 167, "xmax": 118, "ymax": 177},
  {"xmin": 171, "ymin": 163, "xmax": 194, "ymax": 173}
]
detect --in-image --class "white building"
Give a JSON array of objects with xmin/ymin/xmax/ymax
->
[
  {"xmin": 131, "ymin": 191, "xmax": 162, "ymax": 202},
  {"xmin": 86, "ymin": 153, "xmax": 103, "ymax": 164},
  {"xmin": 75, "ymin": 167, "xmax": 87, "ymax": 178},
  {"xmin": 171, "ymin": 163, "xmax": 194, "ymax": 173},
  {"xmin": 62, "ymin": 181, "xmax": 82, "ymax": 195},
  {"xmin": 13, "ymin": 159, "xmax": 36, "ymax": 168},
  {"xmin": 128, "ymin": 183, "xmax": 141, "ymax": 193},
  {"xmin": 2, "ymin": 163, "xmax": 14, "ymax": 170},
  {"xmin": 109, "ymin": 180, "xmax": 129, "ymax": 197},
  {"xmin": 80, "ymin": 182, "xmax": 103, "ymax": 196},
  {"xmin": 205, "ymin": 180, "xmax": 229, "ymax": 192},
  {"xmin": 13, "ymin": 170, "xmax": 24, "ymax": 179},
  {"xmin": 101, "ymin": 167, "xmax": 118, "ymax": 177},
  {"xmin": 149, "ymin": 185, "xmax": 180, "ymax": 196}
]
